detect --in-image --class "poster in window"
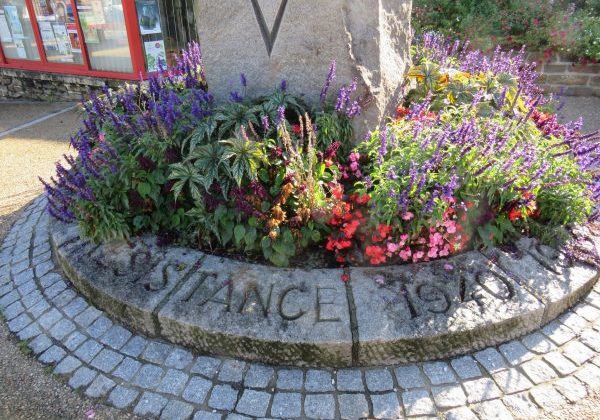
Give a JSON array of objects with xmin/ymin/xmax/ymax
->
[
  {"xmin": 77, "ymin": 0, "xmax": 105, "ymax": 43},
  {"xmin": 136, "ymin": 0, "xmax": 162, "ymax": 35},
  {"xmin": 52, "ymin": 23, "xmax": 71, "ymax": 56},
  {"xmin": 0, "ymin": 11, "xmax": 12, "ymax": 42},
  {"xmin": 3, "ymin": 5, "xmax": 23, "ymax": 39},
  {"xmin": 14, "ymin": 39, "xmax": 26, "ymax": 58},
  {"xmin": 39, "ymin": 21, "xmax": 59, "ymax": 50},
  {"xmin": 144, "ymin": 39, "xmax": 166, "ymax": 72},
  {"xmin": 66, "ymin": 23, "xmax": 81, "ymax": 53}
]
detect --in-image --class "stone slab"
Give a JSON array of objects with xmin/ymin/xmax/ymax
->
[
  {"xmin": 157, "ymin": 254, "xmax": 352, "ymax": 366},
  {"xmin": 483, "ymin": 235, "xmax": 599, "ymax": 323},
  {"xmin": 350, "ymin": 251, "xmax": 545, "ymax": 365}
]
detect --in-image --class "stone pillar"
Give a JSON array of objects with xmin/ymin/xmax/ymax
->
[{"xmin": 194, "ymin": 0, "xmax": 412, "ymax": 136}]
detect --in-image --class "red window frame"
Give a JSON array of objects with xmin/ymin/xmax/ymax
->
[{"xmin": 0, "ymin": 0, "xmax": 148, "ymax": 80}]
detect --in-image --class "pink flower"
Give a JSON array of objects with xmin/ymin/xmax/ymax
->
[
  {"xmin": 399, "ymin": 247, "xmax": 412, "ymax": 261},
  {"xmin": 402, "ymin": 212, "xmax": 415, "ymax": 221},
  {"xmin": 428, "ymin": 247, "xmax": 438, "ymax": 259},
  {"xmin": 412, "ymin": 251, "xmax": 425, "ymax": 263},
  {"xmin": 430, "ymin": 232, "xmax": 444, "ymax": 247},
  {"xmin": 439, "ymin": 245, "xmax": 450, "ymax": 257},
  {"xmin": 374, "ymin": 274, "xmax": 385, "ymax": 285},
  {"xmin": 444, "ymin": 220, "xmax": 457, "ymax": 234},
  {"xmin": 444, "ymin": 263, "xmax": 454, "ymax": 271},
  {"xmin": 387, "ymin": 243, "xmax": 400, "ymax": 254}
]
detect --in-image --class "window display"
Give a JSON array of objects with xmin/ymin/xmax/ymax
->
[
  {"xmin": 0, "ymin": 0, "xmax": 40, "ymax": 60},
  {"xmin": 32, "ymin": 0, "xmax": 82, "ymax": 63}
]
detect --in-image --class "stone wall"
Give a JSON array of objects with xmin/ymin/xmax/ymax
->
[
  {"xmin": 0, "ymin": 68, "xmax": 121, "ymax": 101},
  {"xmin": 532, "ymin": 54, "xmax": 600, "ymax": 97}
]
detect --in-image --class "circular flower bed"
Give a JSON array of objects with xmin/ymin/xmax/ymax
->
[{"xmin": 42, "ymin": 34, "xmax": 600, "ymax": 277}]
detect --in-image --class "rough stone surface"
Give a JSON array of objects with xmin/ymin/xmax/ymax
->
[{"xmin": 193, "ymin": 0, "xmax": 412, "ymax": 133}]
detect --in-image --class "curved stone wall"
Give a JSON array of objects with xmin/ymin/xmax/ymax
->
[{"xmin": 49, "ymin": 219, "xmax": 599, "ymax": 367}]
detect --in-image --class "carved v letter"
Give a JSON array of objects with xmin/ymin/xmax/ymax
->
[{"xmin": 250, "ymin": 0, "xmax": 289, "ymax": 57}]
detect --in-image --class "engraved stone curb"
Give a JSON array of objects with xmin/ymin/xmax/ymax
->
[
  {"xmin": 48, "ymin": 201, "xmax": 600, "ymax": 367},
  {"xmin": 1, "ymin": 197, "xmax": 600, "ymax": 419}
]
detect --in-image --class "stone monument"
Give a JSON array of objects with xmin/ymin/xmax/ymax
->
[{"xmin": 193, "ymin": 0, "xmax": 413, "ymax": 134}]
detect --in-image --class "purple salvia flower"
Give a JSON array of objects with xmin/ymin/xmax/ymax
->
[{"xmin": 320, "ymin": 60, "xmax": 336, "ymax": 104}]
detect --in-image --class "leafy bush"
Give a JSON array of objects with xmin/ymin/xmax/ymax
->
[
  {"xmin": 413, "ymin": 0, "xmax": 600, "ymax": 61},
  {"xmin": 43, "ymin": 36, "xmax": 599, "ymax": 273}
]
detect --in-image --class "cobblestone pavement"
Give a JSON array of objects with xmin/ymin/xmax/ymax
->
[{"xmin": 1, "ymin": 197, "xmax": 599, "ymax": 419}]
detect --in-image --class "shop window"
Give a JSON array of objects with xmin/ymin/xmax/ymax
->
[
  {"xmin": 136, "ymin": 0, "xmax": 197, "ymax": 71},
  {"xmin": 75, "ymin": 0, "xmax": 132, "ymax": 73},
  {"xmin": 0, "ymin": 0, "xmax": 40, "ymax": 60},
  {"xmin": 31, "ymin": 1, "xmax": 83, "ymax": 64}
]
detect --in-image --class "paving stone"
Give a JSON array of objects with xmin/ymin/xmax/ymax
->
[
  {"xmin": 521, "ymin": 359, "xmax": 558, "ymax": 384},
  {"xmin": 99, "ymin": 325, "xmax": 132, "ymax": 350},
  {"xmin": 208, "ymin": 384, "xmax": 239, "ymax": 411},
  {"xmin": 502, "ymin": 392, "xmax": 539, "ymax": 419},
  {"xmin": 29, "ymin": 334, "xmax": 52, "ymax": 355},
  {"xmin": 303, "ymin": 369, "xmax": 333, "ymax": 392},
  {"xmin": 270, "ymin": 392, "xmax": 302, "ymax": 418},
  {"xmin": 574, "ymin": 304, "xmax": 600, "ymax": 322},
  {"xmin": 445, "ymin": 407, "xmax": 478, "ymax": 420},
  {"xmin": 423, "ymin": 361, "xmax": 456, "ymax": 385},
  {"xmin": 336, "ymin": 369, "xmax": 364, "ymax": 392},
  {"xmin": 492, "ymin": 368, "xmax": 534, "ymax": 394},
  {"xmin": 338, "ymin": 393, "xmax": 369, "ymax": 419},
  {"xmin": 161, "ymin": 400, "xmax": 194, "ymax": 420},
  {"xmin": 157, "ymin": 369, "xmax": 189, "ymax": 396},
  {"xmin": 133, "ymin": 364, "xmax": 165, "ymax": 389},
  {"xmin": 190, "ymin": 356, "xmax": 221, "ymax": 378},
  {"xmin": 462, "ymin": 378, "xmax": 502, "ymax": 403},
  {"xmin": 3, "ymin": 301, "xmax": 25, "ymax": 320},
  {"xmin": 499, "ymin": 341, "xmax": 534, "ymax": 366},
  {"xmin": 182, "ymin": 376, "xmax": 212, "ymax": 404},
  {"xmin": 134, "ymin": 392, "xmax": 168, "ymax": 418},
  {"xmin": 63, "ymin": 331, "xmax": 87, "ymax": 351},
  {"xmin": 74, "ymin": 339, "xmax": 103, "ymax": 363},
  {"xmin": 28, "ymin": 300, "xmax": 50, "ymax": 319},
  {"xmin": 0, "ymin": 290, "xmax": 20, "ymax": 309},
  {"xmin": 85, "ymin": 374, "xmax": 116, "ymax": 398},
  {"xmin": 394, "ymin": 365, "xmax": 427, "ymax": 389},
  {"xmin": 530, "ymin": 384, "xmax": 567, "ymax": 411},
  {"xmin": 17, "ymin": 281, "xmax": 37, "ymax": 298},
  {"xmin": 559, "ymin": 312, "xmax": 588, "ymax": 333},
  {"xmin": 44, "ymin": 280, "xmax": 67, "ymax": 299},
  {"xmin": 365, "ymin": 368, "xmax": 394, "ymax": 392},
  {"xmin": 142, "ymin": 341, "xmax": 173, "ymax": 364},
  {"xmin": 121, "ymin": 335, "xmax": 148, "ymax": 358},
  {"xmin": 69, "ymin": 366, "xmax": 98, "ymax": 389},
  {"xmin": 13, "ymin": 269, "xmax": 34, "ymax": 286},
  {"xmin": 472, "ymin": 399, "xmax": 514, "ymax": 419},
  {"xmin": 0, "ymin": 284, "xmax": 12, "ymax": 298},
  {"xmin": 49, "ymin": 318, "xmax": 76, "ymax": 340},
  {"xmin": 521, "ymin": 332, "xmax": 557, "ymax": 354},
  {"xmin": 474, "ymin": 348, "xmax": 508, "ymax": 374},
  {"xmin": 371, "ymin": 392, "xmax": 402, "ymax": 419},
  {"xmin": 108, "ymin": 386, "xmax": 140, "ymax": 409},
  {"xmin": 580, "ymin": 329, "xmax": 600, "ymax": 352},
  {"xmin": 113, "ymin": 357, "xmax": 142, "ymax": 382},
  {"xmin": 218, "ymin": 360, "xmax": 246, "ymax": 383},
  {"xmin": 402, "ymin": 389, "xmax": 436, "ymax": 416},
  {"xmin": 449, "ymin": 356, "xmax": 481, "ymax": 380},
  {"xmin": 39, "ymin": 273, "xmax": 61, "ymax": 289},
  {"xmin": 6, "ymin": 313, "xmax": 31, "ymax": 334},
  {"xmin": 34, "ymin": 261, "xmax": 54, "ymax": 278},
  {"xmin": 244, "ymin": 364, "xmax": 274, "ymax": 389},
  {"xmin": 276, "ymin": 369, "xmax": 304, "ymax": 390},
  {"xmin": 235, "ymin": 390, "xmax": 271, "ymax": 417},
  {"xmin": 51, "ymin": 290, "xmax": 76, "ymax": 308},
  {"xmin": 165, "ymin": 348, "xmax": 194, "ymax": 369},
  {"xmin": 90, "ymin": 348, "xmax": 124, "ymax": 373},
  {"xmin": 554, "ymin": 376, "xmax": 588, "ymax": 403},
  {"xmin": 54, "ymin": 356, "xmax": 82, "ymax": 375},
  {"xmin": 562, "ymin": 341, "xmax": 595, "ymax": 365},
  {"xmin": 74, "ymin": 306, "xmax": 102, "ymax": 328},
  {"xmin": 304, "ymin": 394, "xmax": 335, "ymax": 420},
  {"xmin": 193, "ymin": 412, "xmax": 221, "ymax": 420},
  {"xmin": 574, "ymin": 364, "xmax": 600, "ymax": 388},
  {"xmin": 87, "ymin": 316, "xmax": 113, "ymax": 338},
  {"xmin": 431, "ymin": 384, "xmax": 467, "ymax": 409},
  {"xmin": 542, "ymin": 321, "xmax": 576, "ymax": 346},
  {"xmin": 37, "ymin": 308, "xmax": 62, "ymax": 330},
  {"xmin": 16, "ymin": 323, "xmax": 41, "ymax": 340},
  {"xmin": 39, "ymin": 345, "xmax": 66, "ymax": 364},
  {"xmin": 21, "ymin": 291, "xmax": 43, "ymax": 309}
]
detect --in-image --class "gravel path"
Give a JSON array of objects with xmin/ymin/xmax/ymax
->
[{"xmin": 0, "ymin": 98, "xmax": 598, "ymax": 419}]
